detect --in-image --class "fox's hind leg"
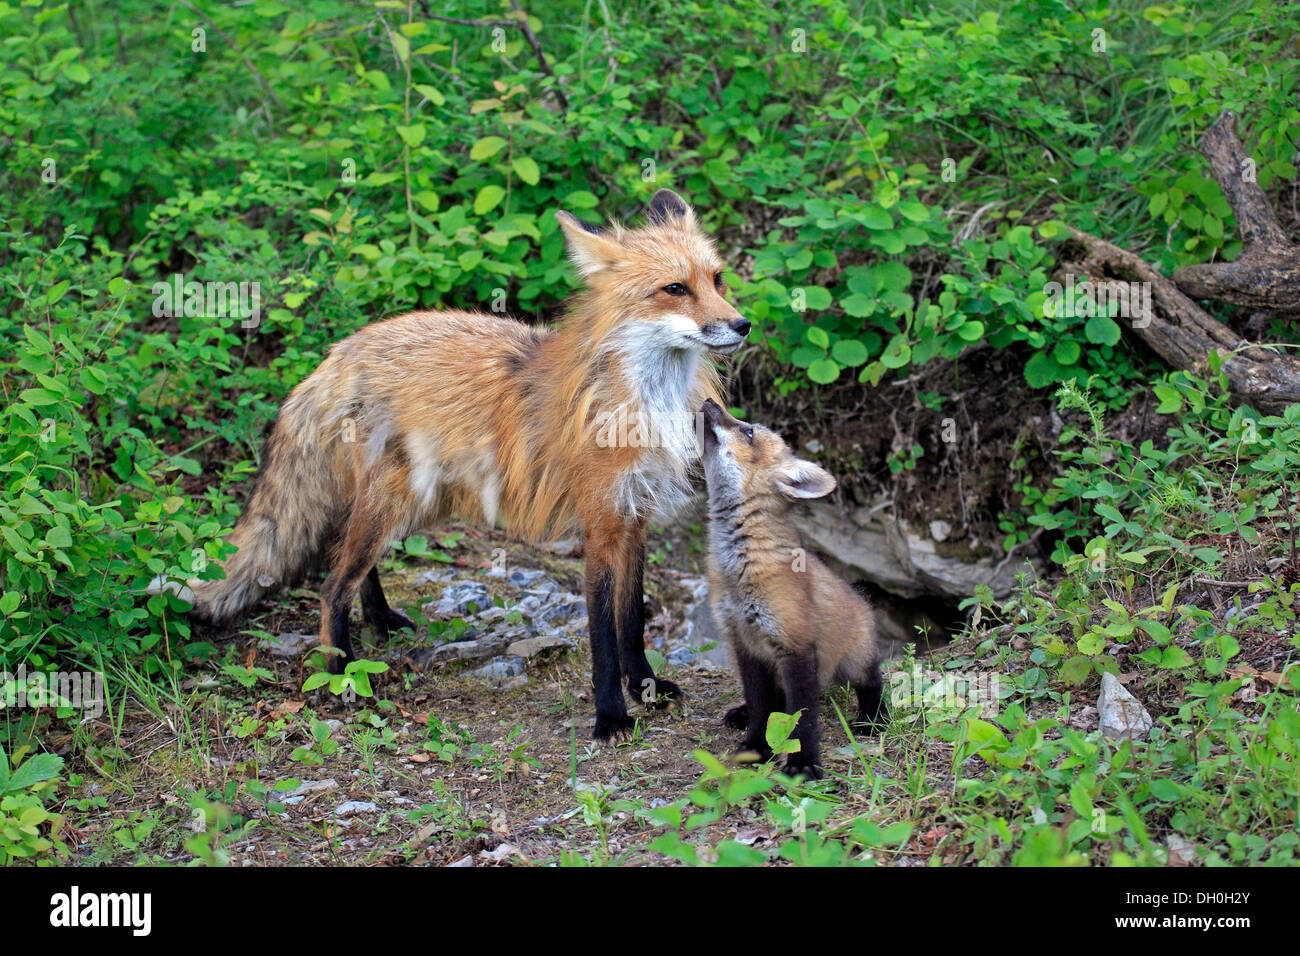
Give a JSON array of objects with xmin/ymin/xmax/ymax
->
[
  {"xmin": 360, "ymin": 566, "xmax": 416, "ymax": 640},
  {"xmin": 319, "ymin": 490, "xmax": 402, "ymax": 675},
  {"xmin": 852, "ymin": 663, "xmax": 889, "ymax": 733}
]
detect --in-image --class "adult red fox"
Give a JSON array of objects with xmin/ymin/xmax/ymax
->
[
  {"xmin": 163, "ymin": 190, "xmax": 749, "ymax": 740},
  {"xmin": 699, "ymin": 399, "xmax": 888, "ymax": 777}
]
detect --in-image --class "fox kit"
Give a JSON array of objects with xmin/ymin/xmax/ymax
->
[
  {"xmin": 699, "ymin": 399, "xmax": 887, "ymax": 777},
  {"xmin": 161, "ymin": 190, "xmax": 750, "ymax": 740}
]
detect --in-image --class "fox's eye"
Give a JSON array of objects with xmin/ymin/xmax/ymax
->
[
  {"xmin": 741, "ymin": 426, "xmax": 754, "ymax": 443},
  {"xmin": 663, "ymin": 283, "xmax": 690, "ymax": 296},
  {"xmin": 713, "ymin": 272, "xmax": 724, "ymax": 288}
]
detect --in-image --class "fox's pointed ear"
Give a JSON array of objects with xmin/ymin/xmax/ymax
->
[
  {"xmin": 555, "ymin": 210, "xmax": 622, "ymax": 279},
  {"xmin": 646, "ymin": 188, "xmax": 697, "ymax": 231},
  {"xmin": 774, "ymin": 459, "xmax": 836, "ymax": 500}
]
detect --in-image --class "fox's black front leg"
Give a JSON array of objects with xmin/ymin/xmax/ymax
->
[
  {"xmin": 360, "ymin": 566, "xmax": 416, "ymax": 640},
  {"xmin": 587, "ymin": 564, "xmax": 634, "ymax": 741},
  {"xmin": 617, "ymin": 537, "xmax": 682, "ymax": 709},
  {"xmin": 780, "ymin": 649, "xmax": 823, "ymax": 779}
]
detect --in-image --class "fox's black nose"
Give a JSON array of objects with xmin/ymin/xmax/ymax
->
[{"xmin": 729, "ymin": 318, "xmax": 751, "ymax": 337}]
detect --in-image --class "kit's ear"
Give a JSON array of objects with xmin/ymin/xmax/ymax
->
[
  {"xmin": 773, "ymin": 459, "xmax": 836, "ymax": 500},
  {"xmin": 646, "ymin": 188, "xmax": 697, "ymax": 231},
  {"xmin": 555, "ymin": 210, "xmax": 622, "ymax": 279}
]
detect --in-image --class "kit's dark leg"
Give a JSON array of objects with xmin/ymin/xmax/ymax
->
[
  {"xmin": 853, "ymin": 664, "xmax": 888, "ymax": 733},
  {"xmin": 735, "ymin": 646, "xmax": 784, "ymax": 761},
  {"xmin": 780, "ymin": 650, "xmax": 822, "ymax": 779}
]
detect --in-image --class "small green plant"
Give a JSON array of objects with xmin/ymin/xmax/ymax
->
[
  {"xmin": 302, "ymin": 655, "xmax": 389, "ymax": 698},
  {"xmin": 0, "ymin": 745, "xmax": 65, "ymax": 865},
  {"xmin": 289, "ymin": 717, "xmax": 340, "ymax": 767}
]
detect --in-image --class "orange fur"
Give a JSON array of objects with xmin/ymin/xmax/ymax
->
[{"xmin": 182, "ymin": 190, "xmax": 748, "ymax": 737}]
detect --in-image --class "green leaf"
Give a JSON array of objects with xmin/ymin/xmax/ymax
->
[
  {"xmin": 879, "ymin": 335, "xmax": 911, "ymax": 369},
  {"xmin": 512, "ymin": 156, "xmax": 540, "ymax": 185},
  {"xmin": 474, "ymin": 185, "xmax": 505, "ymax": 215},
  {"xmin": 471, "ymin": 136, "xmax": 507, "ymax": 160},
  {"xmin": 806, "ymin": 358, "xmax": 841, "ymax": 384},
  {"xmin": 841, "ymin": 293, "xmax": 876, "ymax": 317},
  {"xmin": 801, "ymin": 286, "xmax": 833, "ymax": 311},
  {"xmin": 45, "ymin": 280, "xmax": 71, "ymax": 305},
  {"xmin": 389, "ymin": 31, "xmax": 410, "ymax": 64},
  {"xmin": 79, "ymin": 367, "xmax": 109, "ymax": 395},
  {"xmin": 764, "ymin": 711, "xmax": 802, "ymax": 754},
  {"xmin": 1149, "ymin": 779, "xmax": 1181, "ymax": 801},
  {"xmin": 301, "ymin": 673, "xmax": 332, "ymax": 692},
  {"xmin": 1053, "ymin": 340, "xmax": 1081, "ymax": 365},
  {"xmin": 62, "ymin": 62, "xmax": 90, "ymax": 84},
  {"xmin": 860, "ymin": 206, "xmax": 892, "ymax": 229},
  {"xmin": 896, "ymin": 200, "xmax": 930, "ymax": 222},
  {"xmin": 564, "ymin": 190, "xmax": 600, "ymax": 208},
  {"xmin": 805, "ymin": 326, "xmax": 830, "ymax": 349},
  {"xmin": 1023, "ymin": 352, "xmax": 1062, "ymax": 388},
  {"xmin": 1153, "ymin": 384, "xmax": 1183, "ymax": 414},
  {"xmin": 1084, "ymin": 315, "xmax": 1122, "ymax": 346},
  {"xmin": 396, "ymin": 124, "xmax": 426, "ymax": 148},
  {"xmin": 962, "ymin": 718, "xmax": 1009, "ymax": 760},
  {"xmin": 414, "ymin": 83, "xmax": 445, "ymax": 105},
  {"xmin": 831, "ymin": 339, "xmax": 870, "ymax": 367},
  {"xmin": 6, "ymin": 753, "xmax": 62, "ymax": 793},
  {"xmin": 20, "ymin": 388, "xmax": 62, "ymax": 407}
]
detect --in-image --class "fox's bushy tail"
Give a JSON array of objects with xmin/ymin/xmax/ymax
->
[{"xmin": 158, "ymin": 373, "xmax": 349, "ymax": 623}]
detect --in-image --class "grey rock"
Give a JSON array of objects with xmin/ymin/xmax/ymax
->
[
  {"xmin": 335, "ymin": 800, "xmax": 378, "ymax": 817},
  {"xmin": 414, "ymin": 568, "xmax": 455, "ymax": 585},
  {"xmin": 280, "ymin": 778, "xmax": 339, "ymax": 805},
  {"xmin": 434, "ymin": 582, "xmax": 491, "ymax": 616},
  {"xmin": 508, "ymin": 568, "xmax": 547, "ymax": 587},
  {"xmin": 678, "ymin": 576, "xmax": 730, "ymax": 668},
  {"xmin": 531, "ymin": 599, "xmax": 586, "ymax": 626},
  {"xmin": 666, "ymin": 646, "xmax": 696, "ymax": 666},
  {"xmin": 1098, "ymin": 672, "xmax": 1153, "ymax": 741},
  {"xmin": 471, "ymin": 656, "xmax": 526, "ymax": 679},
  {"xmin": 929, "ymin": 519, "xmax": 952, "ymax": 542},
  {"xmin": 1167, "ymin": 834, "xmax": 1197, "ymax": 866},
  {"xmin": 506, "ymin": 635, "xmax": 574, "ymax": 658},
  {"xmin": 477, "ymin": 606, "xmax": 509, "ymax": 623},
  {"xmin": 516, "ymin": 595, "xmax": 545, "ymax": 617},
  {"xmin": 430, "ymin": 640, "xmax": 497, "ymax": 662},
  {"xmin": 802, "ymin": 499, "xmax": 1044, "ymax": 600},
  {"xmin": 260, "ymin": 632, "xmax": 315, "ymax": 657}
]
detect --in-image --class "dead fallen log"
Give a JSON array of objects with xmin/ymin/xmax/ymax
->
[
  {"xmin": 1057, "ymin": 112, "xmax": 1300, "ymax": 413},
  {"xmin": 1171, "ymin": 112, "xmax": 1300, "ymax": 315},
  {"xmin": 1061, "ymin": 226, "xmax": 1300, "ymax": 412}
]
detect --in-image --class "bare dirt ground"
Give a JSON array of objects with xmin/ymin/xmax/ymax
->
[
  {"xmin": 43, "ymin": 502, "xmax": 1292, "ymax": 866},
  {"xmin": 49, "ymin": 518, "xmax": 944, "ymax": 866}
]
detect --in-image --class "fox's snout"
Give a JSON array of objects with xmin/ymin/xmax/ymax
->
[{"xmin": 698, "ymin": 397, "xmax": 738, "ymax": 455}]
